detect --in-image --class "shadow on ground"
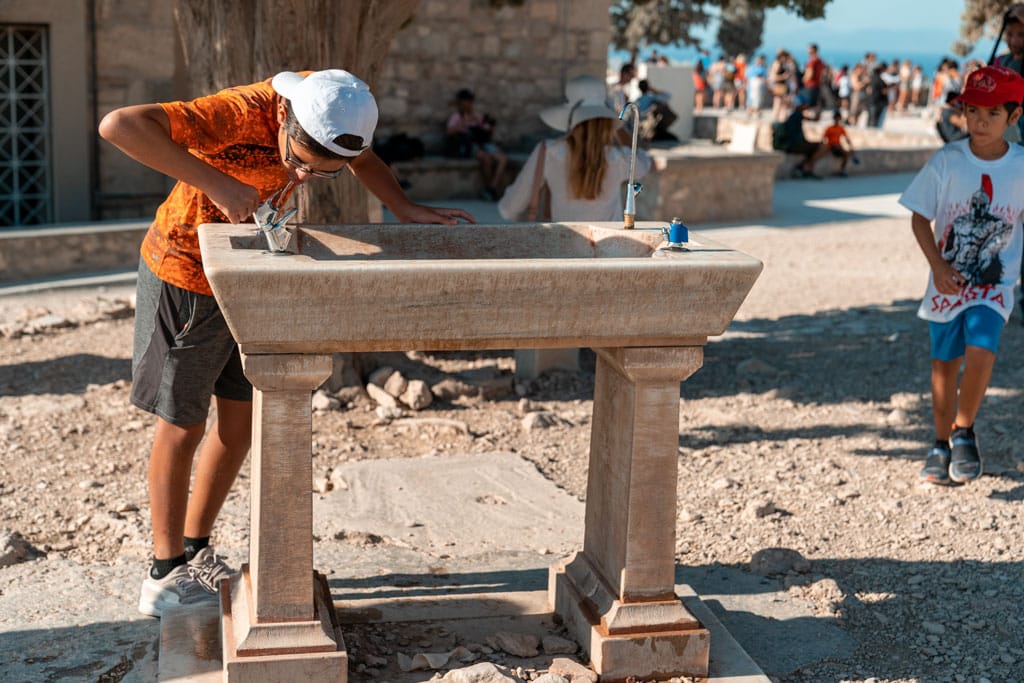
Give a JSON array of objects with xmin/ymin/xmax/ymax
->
[
  {"xmin": 324, "ymin": 555, "xmax": 1023, "ymax": 680},
  {"xmin": 0, "ymin": 353, "xmax": 129, "ymax": 397},
  {"xmin": 0, "ymin": 559, "xmax": 1019, "ymax": 681},
  {"xmin": 0, "ymin": 618, "xmax": 158, "ymax": 683}
]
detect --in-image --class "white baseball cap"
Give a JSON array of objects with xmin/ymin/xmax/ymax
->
[{"xmin": 272, "ymin": 69, "xmax": 378, "ymax": 157}]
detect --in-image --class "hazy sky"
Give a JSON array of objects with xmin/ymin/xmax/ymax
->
[
  {"xmin": 765, "ymin": 0, "xmax": 965, "ymax": 33},
  {"xmin": 762, "ymin": 0, "xmax": 992, "ymax": 58}
]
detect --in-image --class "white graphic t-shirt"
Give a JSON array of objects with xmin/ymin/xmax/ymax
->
[{"xmin": 899, "ymin": 139, "xmax": 1024, "ymax": 323}]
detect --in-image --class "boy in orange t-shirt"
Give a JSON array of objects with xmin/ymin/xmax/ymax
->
[
  {"xmin": 823, "ymin": 111, "xmax": 856, "ymax": 176},
  {"xmin": 99, "ymin": 70, "xmax": 474, "ymax": 618}
]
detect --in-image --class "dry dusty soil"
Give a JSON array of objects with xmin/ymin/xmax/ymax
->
[{"xmin": 1, "ymin": 192, "xmax": 1023, "ymax": 682}]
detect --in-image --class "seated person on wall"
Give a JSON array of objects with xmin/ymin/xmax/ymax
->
[
  {"xmin": 635, "ymin": 79, "xmax": 679, "ymax": 142},
  {"xmin": 443, "ymin": 88, "xmax": 508, "ymax": 200},
  {"xmin": 822, "ymin": 110, "xmax": 856, "ymax": 177},
  {"xmin": 782, "ymin": 95, "xmax": 830, "ymax": 178}
]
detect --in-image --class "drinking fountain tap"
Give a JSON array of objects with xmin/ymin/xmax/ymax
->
[
  {"xmin": 618, "ymin": 102, "xmax": 643, "ymax": 230},
  {"xmin": 253, "ymin": 181, "xmax": 298, "ymax": 253}
]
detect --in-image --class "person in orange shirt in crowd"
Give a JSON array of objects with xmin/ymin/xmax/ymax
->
[
  {"xmin": 823, "ymin": 110, "xmax": 856, "ymax": 176},
  {"xmin": 693, "ymin": 60, "xmax": 708, "ymax": 112},
  {"xmin": 99, "ymin": 70, "xmax": 473, "ymax": 618},
  {"xmin": 733, "ymin": 54, "xmax": 748, "ymax": 110}
]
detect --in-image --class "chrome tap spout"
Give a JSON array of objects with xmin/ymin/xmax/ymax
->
[{"xmin": 618, "ymin": 102, "xmax": 642, "ymax": 229}]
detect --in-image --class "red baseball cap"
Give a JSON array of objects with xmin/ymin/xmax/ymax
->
[{"xmin": 955, "ymin": 65, "xmax": 1024, "ymax": 107}]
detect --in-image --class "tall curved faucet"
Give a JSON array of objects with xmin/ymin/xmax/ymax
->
[{"xmin": 618, "ymin": 102, "xmax": 642, "ymax": 230}]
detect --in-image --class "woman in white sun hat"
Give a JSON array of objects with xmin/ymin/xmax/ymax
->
[{"xmin": 498, "ymin": 75, "xmax": 652, "ymax": 222}]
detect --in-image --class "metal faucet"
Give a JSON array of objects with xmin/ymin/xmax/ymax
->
[
  {"xmin": 618, "ymin": 102, "xmax": 643, "ymax": 230},
  {"xmin": 253, "ymin": 181, "xmax": 298, "ymax": 253}
]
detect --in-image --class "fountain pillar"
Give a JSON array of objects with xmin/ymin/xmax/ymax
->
[
  {"xmin": 219, "ymin": 353, "xmax": 346, "ymax": 681},
  {"xmin": 550, "ymin": 345, "xmax": 709, "ymax": 681}
]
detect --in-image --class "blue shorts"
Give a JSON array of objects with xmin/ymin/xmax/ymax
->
[{"xmin": 928, "ymin": 306, "xmax": 1005, "ymax": 361}]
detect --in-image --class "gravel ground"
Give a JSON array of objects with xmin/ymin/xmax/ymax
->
[{"xmin": 1, "ymin": 176, "xmax": 1023, "ymax": 682}]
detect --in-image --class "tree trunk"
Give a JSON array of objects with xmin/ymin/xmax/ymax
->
[{"xmin": 172, "ymin": 0, "xmax": 420, "ymax": 224}]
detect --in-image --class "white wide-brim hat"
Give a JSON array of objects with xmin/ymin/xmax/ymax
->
[
  {"xmin": 272, "ymin": 69, "xmax": 378, "ymax": 157},
  {"xmin": 539, "ymin": 75, "xmax": 619, "ymax": 133}
]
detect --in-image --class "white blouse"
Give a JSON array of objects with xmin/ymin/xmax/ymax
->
[{"xmin": 498, "ymin": 139, "xmax": 653, "ymax": 222}]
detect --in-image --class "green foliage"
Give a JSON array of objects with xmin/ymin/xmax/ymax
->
[
  {"xmin": 610, "ymin": 0, "xmax": 831, "ymax": 57},
  {"xmin": 956, "ymin": 0, "xmax": 1018, "ymax": 56},
  {"xmin": 717, "ymin": 1, "xmax": 767, "ymax": 58}
]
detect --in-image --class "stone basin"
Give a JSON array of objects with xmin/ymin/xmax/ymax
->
[
  {"xmin": 192, "ymin": 219, "xmax": 764, "ymax": 682},
  {"xmin": 198, "ymin": 221, "xmax": 762, "ymax": 354}
]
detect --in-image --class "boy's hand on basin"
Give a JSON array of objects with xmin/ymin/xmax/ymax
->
[{"xmin": 395, "ymin": 204, "xmax": 476, "ymax": 225}]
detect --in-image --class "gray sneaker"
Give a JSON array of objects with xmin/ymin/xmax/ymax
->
[
  {"xmin": 138, "ymin": 563, "xmax": 217, "ymax": 617},
  {"xmin": 949, "ymin": 426, "xmax": 982, "ymax": 483},
  {"xmin": 188, "ymin": 546, "xmax": 237, "ymax": 593},
  {"xmin": 920, "ymin": 444, "xmax": 951, "ymax": 485}
]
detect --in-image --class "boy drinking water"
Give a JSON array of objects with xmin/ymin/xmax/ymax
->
[
  {"xmin": 899, "ymin": 65, "xmax": 1024, "ymax": 485},
  {"xmin": 99, "ymin": 70, "xmax": 473, "ymax": 617}
]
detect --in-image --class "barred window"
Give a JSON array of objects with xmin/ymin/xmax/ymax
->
[{"xmin": 0, "ymin": 25, "xmax": 51, "ymax": 226}]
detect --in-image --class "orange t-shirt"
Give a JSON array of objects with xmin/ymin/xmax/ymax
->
[
  {"xmin": 142, "ymin": 77, "xmax": 293, "ymax": 295},
  {"xmin": 823, "ymin": 124, "xmax": 846, "ymax": 147}
]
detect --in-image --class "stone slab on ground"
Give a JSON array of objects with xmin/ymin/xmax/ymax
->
[{"xmin": 312, "ymin": 451, "xmax": 584, "ymax": 576}]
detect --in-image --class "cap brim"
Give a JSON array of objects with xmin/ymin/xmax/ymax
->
[
  {"xmin": 539, "ymin": 103, "xmax": 617, "ymax": 132},
  {"xmin": 954, "ymin": 91, "xmax": 1012, "ymax": 107},
  {"xmin": 271, "ymin": 71, "xmax": 305, "ymax": 98}
]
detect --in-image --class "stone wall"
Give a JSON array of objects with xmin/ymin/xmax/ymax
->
[
  {"xmin": 0, "ymin": 221, "xmax": 149, "ymax": 283},
  {"xmin": 377, "ymin": 0, "xmax": 611, "ymax": 153},
  {"xmin": 4, "ymin": 1, "xmax": 610, "ymax": 226},
  {"xmin": 93, "ymin": 0, "xmax": 182, "ymax": 220},
  {"xmin": 637, "ymin": 150, "xmax": 784, "ymax": 225}
]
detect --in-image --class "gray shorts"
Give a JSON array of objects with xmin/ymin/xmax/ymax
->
[{"xmin": 131, "ymin": 259, "xmax": 251, "ymax": 426}]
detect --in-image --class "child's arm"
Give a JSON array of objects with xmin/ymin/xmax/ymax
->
[
  {"xmin": 349, "ymin": 149, "xmax": 475, "ymax": 224},
  {"xmin": 911, "ymin": 211, "xmax": 964, "ymax": 294},
  {"xmin": 841, "ymin": 129, "xmax": 854, "ymax": 153},
  {"xmin": 445, "ymin": 111, "xmax": 467, "ymax": 135},
  {"xmin": 99, "ymin": 104, "xmax": 260, "ymax": 224}
]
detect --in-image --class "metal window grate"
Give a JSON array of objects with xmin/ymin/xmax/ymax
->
[{"xmin": 0, "ymin": 25, "xmax": 51, "ymax": 227}]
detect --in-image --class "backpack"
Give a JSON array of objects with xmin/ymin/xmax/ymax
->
[
  {"xmin": 373, "ymin": 133, "xmax": 425, "ymax": 164},
  {"xmin": 771, "ymin": 121, "xmax": 789, "ymax": 151}
]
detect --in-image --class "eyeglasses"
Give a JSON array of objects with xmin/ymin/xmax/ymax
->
[{"xmin": 284, "ymin": 135, "xmax": 347, "ymax": 178}]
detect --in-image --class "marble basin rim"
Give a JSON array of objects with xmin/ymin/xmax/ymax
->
[{"xmin": 198, "ymin": 221, "xmax": 762, "ymax": 354}]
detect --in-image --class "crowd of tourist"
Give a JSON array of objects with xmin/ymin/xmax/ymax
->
[{"xmin": 628, "ymin": 46, "xmax": 988, "ymax": 132}]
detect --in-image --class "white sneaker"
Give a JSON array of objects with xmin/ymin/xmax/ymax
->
[
  {"xmin": 138, "ymin": 563, "xmax": 218, "ymax": 617},
  {"xmin": 187, "ymin": 546, "xmax": 237, "ymax": 593}
]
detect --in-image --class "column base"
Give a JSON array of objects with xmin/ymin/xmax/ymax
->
[
  {"xmin": 550, "ymin": 556, "xmax": 709, "ymax": 682},
  {"xmin": 220, "ymin": 566, "xmax": 347, "ymax": 681}
]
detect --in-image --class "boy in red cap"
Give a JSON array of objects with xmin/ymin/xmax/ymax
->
[{"xmin": 899, "ymin": 65, "xmax": 1024, "ymax": 485}]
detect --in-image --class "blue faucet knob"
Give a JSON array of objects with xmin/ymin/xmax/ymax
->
[{"xmin": 669, "ymin": 217, "xmax": 688, "ymax": 244}]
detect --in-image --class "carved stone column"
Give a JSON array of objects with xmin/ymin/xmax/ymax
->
[
  {"xmin": 550, "ymin": 346, "xmax": 708, "ymax": 681},
  {"xmin": 220, "ymin": 353, "xmax": 346, "ymax": 681}
]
